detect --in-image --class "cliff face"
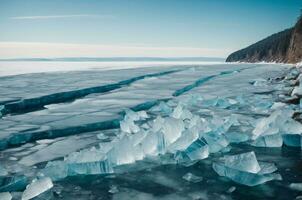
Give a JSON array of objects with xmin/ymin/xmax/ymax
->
[
  {"xmin": 286, "ymin": 17, "xmax": 302, "ymax": 63},
  {"xmin": 226, "ymin": 17, "xmax": 302, "ymax": 64}
]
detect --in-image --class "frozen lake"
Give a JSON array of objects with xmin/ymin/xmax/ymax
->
[
  {"xmin": 0, "ymin": 61, "xmax": 223, "ymax": 77},
  {"xmin": 0, "ymin": 62, "xmax": 301, "ymax": 200}
]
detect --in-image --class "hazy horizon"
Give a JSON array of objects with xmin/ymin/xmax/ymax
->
[{"xmin": 0, "ymin": 0, "xmax": 301, "ymax": 58}]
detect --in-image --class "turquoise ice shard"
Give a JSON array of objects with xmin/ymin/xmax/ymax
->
[
  {"xmin": 21, "ymin": 177, "xmax": 53, "ymax": 200},
  {"xmin": 124, "ymin": 109, "xmax": 149, "ymax": 121},
  {"xmin": 171, "ymin": 103, "xmax": 184, "ymax": 119},
  {"xmin": 171, "ymin": 103, "xmax": 193, "ymax": 120},
  {"xmin": 251, "ymin": 106, "xmax": 302, "ymax": 147},
  {"xmin": 120, "ymin": 115, "xmax": 140, "ymax": 133},
  {"xmin": 252, "ymin": 109, "xmax": 286, "ymax": 140},
  {"xmin": 167, "ymin": 129, "xmax": 199, "ymax": 153},
  {"xmin": 42, "ymin": 158, "xmax": 113, "ymax": 181},
  {"xmin": 120, "ymin": 118, "xmax": 140, "ymax": 134},
  {"xmin": 280, "ymin": 118, "xmax": 302, "ymax": 147},
  {"xmin": 160, "ymin": 117, "xmax": 184, "ymax": 145},
  {"xmin": 120, "ymin": 109, "xmax": 148, "ymax": 134},
  {"xmin": 251, "ymin": 108, "xmax": 301, "ymax": 146},
  {"xmin": 41, "ymin": 161, "xmax": 68, "ymax": 181},
  {"xmin": 258, "ymin": 162, "xmax": 278, "ymax": 175},
  {"xmin": 180, "ymin": 139, "xmax": 209, "ymax": 161},
  {"xmin": 250, "ymin": 134, "xmax": 283, "ymax": 147},
  {"xmin": 150, "ymin": 101, "xmax": 173, "ymax": 114},
  {"xmin": 223, "ymin": 152, "xmax": 261, "ymax": 173},
  {"xmin": 0, "ymin": 192, "xmax": 12, "ymax": 200},
  {"xmin": 67, "ymin": 159, "xmax": 113, "ymax": 176},
  {"xmin": 107, "ymin": 135, "xmax": 144, "ymax": 165},
  {"xmin": 203, "ymin": 132, "xmax": 229, "ymax": 153},
  {"xmin": 212, "ymin": 152, "xmax": 281, "ymax": 186}
]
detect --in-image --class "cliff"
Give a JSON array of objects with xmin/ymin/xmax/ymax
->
[{"xmin": 226, "ymin": 16, "xmax": 302, "ymax": 64}]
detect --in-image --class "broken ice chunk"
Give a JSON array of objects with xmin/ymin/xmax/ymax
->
[
  {"xmin": 213, "ymin": 162, "xmax": 280, "ymax": 186},
  {"xmin": 43, "ymin": 158, "xmax": 113, "ymax": 181},
  {"xmin": 167, "ymin": 129, "xmax": 199, "ymax": 153},
  {"xmin": 0, "ymin": 192, "xmax": 12, "ymax": 200},
  {"xmin": 107, "ymin": 135, "xmax": 143, "ymax": 165},
  {"xmin": 21, "ymin": 177, "xmax": 53, "ymax": 200},
  {"xmin": 250, "ymin": 134, "xmax": 283, "ymax": 147},
  {"xmin": 150, "ymin": 101, "xmax": 173, "ymax": 114},
  {"xmin": 120, "ymin": 109, "xmax": 149, "ymax": 134},
  {"xmin": 182, "ymin": 172, "xmax": 203, "ymax": 183},
  {"xmin": 212, "ymin": 152, "xmax": 281, "ymax": 186},
  {"xmin": 171, "ymin": 104, "xmax": 193, "ymax": 120},
  {"xmin": 282, "ymin": 118, "xmax": 302, "ymax": 135},
  {"xmin": 160, "ymin": 117, "xmax": 184, "ymax": 145},
  {"xmin": 258, "ymin": 162, "xmax": 278, "ymax": 175},
  {"xmin": 65, "ymin": 146, "xmax": 107, "ymax": 163},
  {"xmin": 140, "ymin": 131, "xmax": 166, "ymax": 156},
  {"xmin": 171, "ymin": 103, "xmax": 184, "ymax": 119},
  {"xmin": 67, "ymin": 159, "xmax": 113, "ymax": 176},
  {"xmin": 124, "ymin": 109, "xmax": 148, "ymax": 121},
  {"xmin": 252, "ymin": 108, "xmax": 294, "ymax": 139},
  {"xmin": 182, "ymin": 139, "xmax": 209, "ymax": 161},
  {"xmin": 137, "ymin": 111, "xmax": 149, "ymax": 119},
  {"xmin": 120, "ymin": 118, "xmax": 140, "ymax": 134},
  {"xmin": 152, "ymin": 116, "xmax": 165, "ymax": 132},
  {"xmin": 223, "ymin": 152, "xmax": 261, "ymax": 173},
  {"xmin": 281, "ymin": 118, "xmax": 302, "ymax": 147},
  {"xmin": 203, "ymin": 132, "xmax": 229, "ymax": 153},
  {"xmin": 41, "ymin": 161, "xmax": 68, "ymax": 181}
]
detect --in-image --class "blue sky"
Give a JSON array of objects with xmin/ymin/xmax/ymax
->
[{"xmin": 0, "ymin": 0, "xmax": 301, "ymax": 58}]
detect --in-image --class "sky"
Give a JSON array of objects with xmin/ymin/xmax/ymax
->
[{"xmin": 0, "ymin": 0, "xmax": 301, "ymax": 58}]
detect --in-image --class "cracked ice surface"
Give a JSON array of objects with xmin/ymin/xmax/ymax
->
[{"xmin": 0, "ymin": 63, "xmax": 301, "ymax": 199}]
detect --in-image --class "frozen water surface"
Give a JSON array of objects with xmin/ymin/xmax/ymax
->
[{"xmin": 0, "ymin": 62, "xmax": 301, "ymax": 199}]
